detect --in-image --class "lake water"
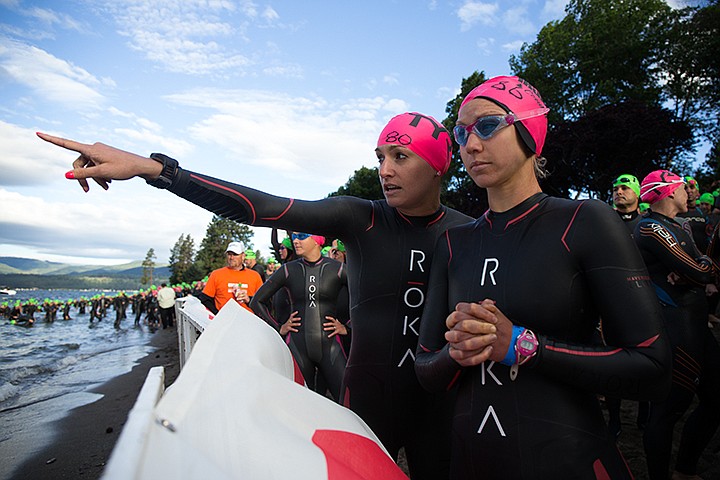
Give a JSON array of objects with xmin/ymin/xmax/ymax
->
[{"xmin": 0, "ymin": 288, "xmax": 160, "ymax": 478}]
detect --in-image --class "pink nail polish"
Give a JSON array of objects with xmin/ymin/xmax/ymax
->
[{"xmin": 65, "ymin": 171, "xmax": 75, "ymax": 179}]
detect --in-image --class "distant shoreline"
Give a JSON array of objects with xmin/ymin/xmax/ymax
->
[{"xmin": 0, "ymin": 273, "xmax": 169, "ymax": 291}]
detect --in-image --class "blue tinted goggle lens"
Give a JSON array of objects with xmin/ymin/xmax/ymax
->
[
  {"xmin": 453, "ymin": 115, "xmax": 508, "ymax": 146},
  {"xmin": 292, "ymin": 233, "xmax": 311, "ymax": 240}
]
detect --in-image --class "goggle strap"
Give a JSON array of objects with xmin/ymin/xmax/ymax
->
[{"xmin": 511, "ymin": 107, "xmax": 551, "ymax": 122}]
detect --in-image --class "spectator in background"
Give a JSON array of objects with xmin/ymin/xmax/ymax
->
[
  {"xmin": 157, "ymin": 282, "xmax": 176, "ymax": 329},
  {"xmin": 612, "ymin": 173, "xmax": 642, "ymax": 233},
  {"xmin": 244, "ymin": 249, "xmax": 267, "ymax": 282},
  {"xmin": 676, "ymin": 176, "xmax": 708, "ymax": 252},
  {"xmin": 330, "ymin": 239, "xmax": 347, "ymax": 263},
  {"xmin": 197, "ymin": 241, "xmax": 263, "ymax": 314}
]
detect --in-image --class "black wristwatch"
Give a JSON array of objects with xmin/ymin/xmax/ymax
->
[{"xmin": 146, "ymin": 153, "xmax": 179, "ymax": 189}]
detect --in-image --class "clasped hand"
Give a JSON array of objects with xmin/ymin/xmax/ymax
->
[{"xmin": 445, "ymin": 299, "xmax": 514, "ymax": 367}]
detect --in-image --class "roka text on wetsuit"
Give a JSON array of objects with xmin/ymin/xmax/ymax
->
[
  {"xmin": 635, "ymin": 210, "xmax": 720, "ymax": 479},
  {"xmin": 250, "ymin": 256, "xmax": 349, "ymax": 400},
  {"xmin": 157, "ymin": 159, "xmax": 472, "ymax": 478},
  {"xmin": 416, "ymin": 193, "xmax": 670, "ymax": 479}
]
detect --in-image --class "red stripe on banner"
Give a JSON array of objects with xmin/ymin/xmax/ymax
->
[
  {"xmin": 593, "ymin": 459, "xmax": 612, "ymax": 480},
  {"xmin": 292, "ymin": 357, "xmax": 306, "ymax": 386},
  {"xmin": 313, "ymin": 430, "xmax": 408, "ymax": 479}
]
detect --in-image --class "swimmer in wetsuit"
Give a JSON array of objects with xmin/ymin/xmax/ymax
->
[
  {"xmin": 39, "ymin": 111, "xmax": 472, "ymax": 479},
  {"xmin": 250, "ymin": 233, "xmax": 349, "ymax": 401},
  {"xmin": 415, "ymin": 76, "xmax": 671, "ymax": 479},
  {"xmin": 634, "ymin": 170, "xmax": 720, "ymax": 480}
]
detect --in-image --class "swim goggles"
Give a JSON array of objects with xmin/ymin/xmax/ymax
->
[
  {"xmin": 614, "ymin": 174, "xmax": 638, "ymax": 185},
  {"xmin": 453, "ymin": 108, "xmax": 549, "ymax": 147},
  {"xmin": 291, "ymin": 232, "xmax": 312, "ymax": 241}
]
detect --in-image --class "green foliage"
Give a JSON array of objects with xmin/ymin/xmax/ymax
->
[
  {"xmin": 542, "ymin": 101, "xmax": 693, "ymax": 200},
  {"xmin": 327, "ymin": 166, "xmax": 384, "ymax": 200},
  {"xmin": 140, "ymin": 248, "xmax": 156, "ymax": 286},
  {"xmin": 504, "ymin": 0, "xmax": 716, "ymax": 195},
  {"xmin": 194, "ymin": 215, "xmax": 254, "ymax": 274},
  {"xmin": 511, "ymin": 0, "xmax": 669, "ymax": 120},
  {"xmin": 169, "ymin": 234, "xmax": 202, "ymax": 284}
]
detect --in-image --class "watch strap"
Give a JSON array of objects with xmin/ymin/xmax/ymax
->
[{"xmin": 146, "ymin": 153, "xmax": 179, "ymax": 189}]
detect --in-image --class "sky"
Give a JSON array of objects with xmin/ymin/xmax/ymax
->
[{"xmin": 0, "ymin": 0, "xmax": 694, "ymax": 266}]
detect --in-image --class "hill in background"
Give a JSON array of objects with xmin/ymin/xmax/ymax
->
[{"xmin": 0, "ymin": 257, "xmax": 170, "ymax": 290}]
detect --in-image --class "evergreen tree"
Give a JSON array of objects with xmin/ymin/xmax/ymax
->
[
  {"xmin": 140, "ymin": 248, "xmax": 156, "ymax": 287},
  {"xmin": 169, "ymin": 234, "xmax": 201, "ymax": 284}
]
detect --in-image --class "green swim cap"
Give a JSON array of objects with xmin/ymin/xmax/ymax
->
[
  {"xmin": 335, "ymin": 239, "xmax": 346, "ymax": 253},
  {"xmin": 613, "ymin": 174, "xmax": 640, "ymax": 198},
  {"xmin": 684, "ymin": 176, "xmax": 698, "ymax": 189},
  {"xmin": 699, "ymin": 193, "xmax": 715, "ymax": 205},
  {"xmin": 281, "ymin": 237, "xmax": 293, "ymax": 250},
  {"xmin": 244, "ymin": 249, "xmax": 256, "ymax": 259},
  {"xmin": 322, "ymin": 246, "xmax": 332, "ymax": 256},
  {"xmin": 639, "ymin": 202, "xmax": 650, "ymax": 213}
]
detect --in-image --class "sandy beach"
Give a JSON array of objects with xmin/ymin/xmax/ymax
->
[
  {"xmin": 6, "ymin": 323, "xmax": 720, "ymax": 479},
  {"xmin": 8, "ymin": 327, "xmax": 180, "ymax": 480}
]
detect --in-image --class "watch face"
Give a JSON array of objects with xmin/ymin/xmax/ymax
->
[{"xmin": 519, "ymin": 339, "xmax": 534, "ymax": 350}]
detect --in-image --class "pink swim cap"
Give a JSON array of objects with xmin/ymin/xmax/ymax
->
[
  {"xmin": 377, "ymin": 112, "xmax": 452, "ymax": 175},
  {"xmin": 310, "ymin": 235, "xmax": 325, "ymax": 247},
  {"xmin": 460, "ymin": 75, "xmax": 549, "ymax": 155},
  {"xmin": 640, "ymin": 170, "xmax": 685, "ymax": 204}
]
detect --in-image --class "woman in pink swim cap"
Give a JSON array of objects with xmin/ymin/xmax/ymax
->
[
  {"xmin": 416, "ymin": 75, "xmax": 671, "ymax": 478},
  {"xmin": 375, "ymin": 111, "xmax": 453, "ymax": 215}
]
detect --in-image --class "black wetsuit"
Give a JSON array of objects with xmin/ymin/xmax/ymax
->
[
  {"xmin": 161, "ymin": 160, "xmax": 472, "ymax": 478},
  {"xmin": 676, "ymin": 206, "xmax": 708, "ymax": 252},
  {"xmin": 635, "ymin": 210, "xmax": 720, "ymax": 479},
  {"xmin": 416, "ymin": 193, "xmax": 670, "ymax": 479},
  {"xmin": 250, "ymin": 256, "xmax": 349, "ymax": 400},
  {"xmin": 616, "ymin": 209, "xmax": 640, "ymax": 235}
]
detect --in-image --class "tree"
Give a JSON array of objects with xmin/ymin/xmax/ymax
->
[
  {"xmin": 327, "ymin": 166, "xmax": 384, "ymax": 200},
  {"xmin": 510, "ymin": 0, "xmax": 670, "ymax": 121},
  {"xmin": 194, "ymin": 215, "xmax": 254, "ymax": 275},
  {"xmin": 140, "ymin": 248, "xmax": 156, "ymax": 287},
  {"xmin": 169, "ymin": 234, "xmax": 201, "ymax": 284},
  {"xmin": 658, "ymin": 1, "xmax": 720, "ymax": 142},
  {"xmin": 541, "ymin": 101, "xmax": 693, "ymax": 200},
  {"xmin": 506, "ymin": 0, "xmax": 716, "ymax": 191}
]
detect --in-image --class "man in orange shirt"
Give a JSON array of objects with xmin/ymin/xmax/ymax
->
[{"xmin": 198, "ymin": 241, "xmax": 263, "ymax": 314}]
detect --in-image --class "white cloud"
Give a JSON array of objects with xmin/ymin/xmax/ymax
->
[
  {"xmin": 162, "ymin": 88, "xmax": 387, "ymax": 190},
  {"xmin": 262, "ymin": 64, "xmax": 303, "ymax": 78},
  {"xmin": 383, "ymin": 75, "xmax": 400, "ymax": 86},
  {"xmin": 0, "ymin": 185, "xmax": 215, "ymax": 262},
  {"xmin": 457, "ymin": 1, "xmax": 499, "ymax": 31},
  {"xmin": 0, "ymin": 121, "xmax": 73, "ymax": 186},
  {"xmin": 502, "ymin": 7, "xmax": 536, "ymax": 35},
  {"xmin": 262, "ymin": 6, "xmax": 279, "ymax": 22},
  {"xmin": 542, "ymin": 0, "xmax": 569, "ymax": 18},
  {"xmin": 96, "ymin": 0, "xmax": 262, "ymax": 76},
  {"xmin": 475, "ymin": 37, "xmax": 496, "ymax": 56},
  {"xmin": 502, "ymin": 40, "xmax": 526, "ymax": 53},
  {"xmin": 0, "ymin": 37, "xmax": 106, "ymax": 110}
]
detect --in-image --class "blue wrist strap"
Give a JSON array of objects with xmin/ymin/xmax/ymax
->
[{"xmin": 500, "ymin": 326, "xmax": 525, "ymax": 366}]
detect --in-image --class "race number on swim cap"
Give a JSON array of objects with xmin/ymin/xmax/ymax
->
[
  {"xmin": 377, "ymin": 112, "xmax": 452, "ymax": 175},
  {"xmin": 460, "ymin": 75, "xmax": 548, "ymax": 155}
]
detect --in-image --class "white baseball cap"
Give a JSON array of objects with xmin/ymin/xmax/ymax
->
[{"xmin": 225, "ymin": 241, "xmax": 245, "ymax": 255}]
